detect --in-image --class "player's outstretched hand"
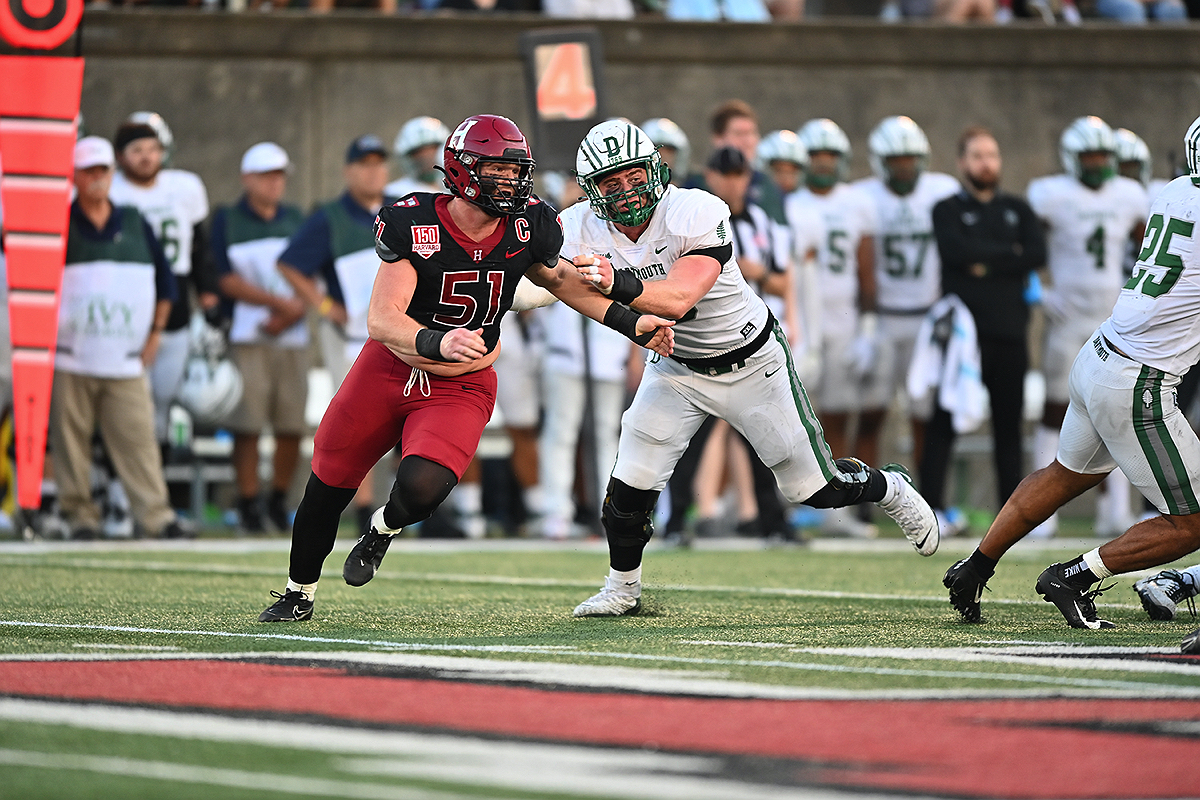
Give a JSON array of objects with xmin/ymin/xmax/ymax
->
[
  {"xmin": 441, "ymin": 327, "xmax": 488, "ymax": 362},
  {"xmin": 636, "ymin": 315, "xmax": 675, "ymax": 357},
  {"xmin": 573, "ymin": 253, "xmax": 614, "ymax": 293}
]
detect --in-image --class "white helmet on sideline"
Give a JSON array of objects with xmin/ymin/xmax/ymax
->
[{"xmin": 393, "ymin": 116, "xmax": 450, "ymax": 181}]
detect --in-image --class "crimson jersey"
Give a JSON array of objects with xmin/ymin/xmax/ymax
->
[{"xmin": 374, "ymin": 193, "xmax": 563, "ymax": 352}]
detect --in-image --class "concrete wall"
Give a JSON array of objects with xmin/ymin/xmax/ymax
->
[{"xmin": 30, "ymin": 11, "xmax": 1200, "ymax": 208}]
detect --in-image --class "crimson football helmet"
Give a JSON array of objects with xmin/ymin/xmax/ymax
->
[{"xmin": 442, "ymin": 115, "xmax": 536, "ymax": 216}]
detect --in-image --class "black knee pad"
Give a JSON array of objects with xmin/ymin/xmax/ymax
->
[
  {"xmin": 386, "ymin": 456, "xmax": 457, "ymax": 527},
  {"xmin": 601, "ymin": 478, "xmax": 659, "ymax": 549},
  {"xmin": 804, "ymin": 458, "xmax": 873, "ymax": 508}
]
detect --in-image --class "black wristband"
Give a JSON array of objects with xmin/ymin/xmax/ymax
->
[
  {"xmin": 602, "ymin": 302, "xmax": 655, "ymax": 347},
  {"xmin": 415, "ymin": 328, "xmax": 451, "ymax": 361},
  {"xmin": 608, "ymin": 269, "xmax": 644, "ymax": 305}
]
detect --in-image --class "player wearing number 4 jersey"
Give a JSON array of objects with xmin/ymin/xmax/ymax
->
[
  {"xmin": 1026, "ymin": 116, "xmax": 1149, "ymax": 539},
  {"xmin": 564, "ymin": 120, "xmax": 939, "ymax": 618},
  {"xmin": 259, "ymin": 115, "xmax": 675, "ymax": 622},
  {"xmin": 945, "ymin": 113, "xmax": 1200, "ymax": 636}
]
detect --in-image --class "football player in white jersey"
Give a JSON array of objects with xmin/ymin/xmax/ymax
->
[
  {"xmin": 1027, "ymin": 117, "xmax": 1149, "ymax": 539},
  {"xmin": 758, "ymin": 129, "xmax": 807, "ymax": 199},
  {"xmin": 1115, "ymin": 127, "xmax": 1171, "ymax": 205},
  {"xmin": 385, "ymin": 115, "xmax": 450, "ymax": 198},
  {"xmin": 854, "ymin": 116, "xmax": 960, "ymax": 527},
  {"xmin": 952, "ymin": 113, "xmax": 1200, "ymax": 635},
  {"xmin": 563, "ymin": 120, "xmax": 939, "ymax": 617},
  {"xmin": 788, "ymin": 118, "xmax": 879, "ymax": 536},
  {"xmin": 109, "ymin": 115, "xmax": 214, "ymax": 449}
]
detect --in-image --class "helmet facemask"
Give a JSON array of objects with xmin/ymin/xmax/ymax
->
[
  {"xmin": 444, "ymin": 148, "xmax": 536, "ymax": 217},
  {"xmin": 580, "ymin": 156, "xmax": 668, "ymax": 227},
  {"xmin": 882, "ymin": 154, "xmax": 926, "ymax": 196}
]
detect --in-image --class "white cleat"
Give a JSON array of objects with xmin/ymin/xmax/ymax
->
[
  {"xmin": 573, "ymin": 576, "xmax": 642, "ymax": 617},
  {"xmin": 877, "ymin": 463, "xmax": 939, "ymax": 556}
]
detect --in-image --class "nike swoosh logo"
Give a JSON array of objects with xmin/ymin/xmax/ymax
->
[
  {"xmin": 972, "ymin": 585, "xmax": 982, "ymax": 603},
  {"xmin": 506, "ymin": 248, "xmax": 526, "ymax": 258},
  {"xmin": 1075, "ymin": 602, "xmax": 1102, "ymax": 629},
  {"xmin": 654, "ymin": 246, "xmax": 667, "ymax": 254},
  {"xmin": 915, "ymin": 533, "xmax": 930, "ymax": 550},
  {"xmin": 764, "ymin": 368, "xmax": 779, "ymax": 378}
]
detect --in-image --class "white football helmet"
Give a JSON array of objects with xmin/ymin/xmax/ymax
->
[
  {"xmin": 1059, "ymin": 116, "xmax": 1116, "ymax": 187},
  {"xmin": 641, "ymin": 117, "xmax": 691, "ymax": 181},
  {"xmin": 757, "ymin": 129, "xmax": 808, "ymax": 170},
  {"xmin": 576, "ymin": 119, "xmax": 669, "ymax": 227},
  {"xmin": 868, "ymin": 116, "xmax": 930, "ymax": 189},
  {"xmin": 1186, "ymin": 114, "xmax": 1200, "ymax": 187},
  {"xmin": 178, "ymin": 357, "xmax": 243, "ymax": 428},
  {"xmin": 393, "ymin": 116, "xmax": 450, "ymax": 180},
  {"xmin": 1113, "ymin": 128, "xmax": 1152, "ymax": 187},
  {"xmin": 797, "ymin": 118, "xmax": 851, "ymax": 187},
  {"xmin": 127, "ymin": 111, "xmax": 174, "ymax": 166}
]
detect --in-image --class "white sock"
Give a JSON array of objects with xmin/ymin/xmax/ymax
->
[
  {"xmin": 1082, "ymin": 547, "xmax": 1113, "ymax": 580},
  {"xmin": 1034, "ymin": 425, "xmax": 1060, "ymax": 470},
  {"xmin": 452, "ymin": 482, "xmax": 482, "ymax": 516},
  {"xmin": 371, "ymin": 506, "xmax": 402, "ymax": 536},
  {"xmin": 285, "ymin": 579, "xmax": 318, "ymax": 602},
  {"xmin": 879, "ymin": 471, "xmax": 902, "ymax": 506},
  {"xmin": 609, "ymin": 566, "xmax": 641, "ymax": 592},
  {"xmin": 523, "ymin": 485, "xmax": 543, "ymax": 517}
]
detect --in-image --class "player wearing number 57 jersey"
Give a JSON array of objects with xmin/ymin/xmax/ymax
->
[
  {"xmin": 258, "ymin": 115, "xmax": 676, "ymax": 623},
  {"xmin": 949, "ymin": 113, "xmax": 1200, "ymax": 635},
  {"xmin": 564, "ymin": 120, "xmax": 940, "ymax": 618}
]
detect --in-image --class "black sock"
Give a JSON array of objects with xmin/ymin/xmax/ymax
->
[
  {"xmin": 357, "ymin": 505, "xmax": 374, "ymax": 535},
  {"xmin": 967, "ymin": 548, "xmax": 998, "ymax": 580},
  {"xmin": 609, "ymin": 546, "xmax": 645, "ymax": 573},
  {"xmin": 289, "ymin": 473, "xmax": 356, "ymax": 584},
  {"xmin": 1060, "ymin": 556, "xmax": 1098, "ymax": 587}
]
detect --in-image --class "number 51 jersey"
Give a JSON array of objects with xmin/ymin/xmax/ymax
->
[
  {"xmin": 373, "ymin": 193, "xmax": 563, "ymax": 354},
  {"xmin": 1103, "ymin": 176, "xmax": 1200, "ymax": 376}
]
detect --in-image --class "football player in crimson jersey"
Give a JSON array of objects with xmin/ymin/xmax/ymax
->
[{"xmin": 259, "ymin": 115, "xmax": 675, "ymax": 622}]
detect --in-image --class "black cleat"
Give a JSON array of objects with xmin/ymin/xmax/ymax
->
[
  {"xmin": 944, "ymin": 558, "xmax": 988, "ymax": 623},
  {"xmin": 1182, "ymin": 628, "xmax": 1200, "ymax": 655},
  {"xmin": 343, "ymin": 527, "xmax": 394, "ymax": 586},
  {"xmin": 1035, "ymin": 563, "xmax": 1115, "ymax": 630},
  {"xmin": 258, "ymin": 590, "xmax": 313, "ymax": 622}
]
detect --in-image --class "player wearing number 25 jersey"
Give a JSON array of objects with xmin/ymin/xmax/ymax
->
[{"xmin": 259, "ymin": 115, "xmax": 676, "ymax": 623}]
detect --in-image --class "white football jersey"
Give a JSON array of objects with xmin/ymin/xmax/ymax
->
[
  {"xmin": 1027, "ymin": 173, "xmax": 1148, "ymax": 318},
  {"xmin": 785, "ymin": 182, "xmax": 876, "ymax": 333},
  {"xmin": 558, "ymin": 185, "xmax": 768, "ymax": 360},
  {"xmin": 1102, "ymin": 177, "xmax": 1200, "ymax": 377},
  {"xmin": 1147, "ymin": 178, "xmax": 1171, "ymax": 206},
  {"xmin": 855, "ymin": 171, "xmax": 959, "ymax": 313},
  {"xmin": 110, "ymin": 168, "xmax": 209, "ymax": 276}
]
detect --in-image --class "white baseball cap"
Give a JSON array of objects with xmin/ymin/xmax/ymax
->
[
  {"xmin": 240, "ymin": 142, "xmax": 290, "ymax": 174},
  {"xmin": 74, "ymin": 136, "xmax": 115, "ymax": 170}
]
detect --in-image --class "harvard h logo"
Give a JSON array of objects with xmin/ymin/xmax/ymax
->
[{"xmin": 411, "ymin": 225, "xmax": 441, "ymax": 258}]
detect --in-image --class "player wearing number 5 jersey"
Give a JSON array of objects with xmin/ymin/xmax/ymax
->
[
  {"xmin": 1027, "ymin": 116, "xmax": 1149, "ymax": 539},
  {"xmin": 564, "ymin": 120, "xmax": 939, "ymax": 618},
  {"xmin": 258, "ymin": 115, "xmax": 676, "ymax": 622},
  {"xmin": 945, "ymin": 114, "xmax": 1200, "ymax": 634}
]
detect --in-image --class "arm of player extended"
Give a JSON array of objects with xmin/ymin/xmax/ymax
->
[
  {"xmin": 527, "ymin": 259, "xmax": 675, "ymax": 356},
  {"xmin": 625, "ymin": 253, "xmax": 722, "ymax": 320}
]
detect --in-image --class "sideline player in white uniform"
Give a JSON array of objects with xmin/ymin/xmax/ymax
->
[
  {"xmin": 641, "ymin": 118, "xmax": 691, "ymax": 187},
  {"xmin": 789, "ymin": 118, "xmax": 879, "ymax": 536},
  {"xmin": 854, "ymin": 117, "xmax": 959, "ymax": 510},
  {"xmin": 385, "ymin": 116, "xmax": 449, "ymax": 198},
  {"xmin": 1027, "ymin": 116, "xmax": 1149, "ymax": 538},
  {"xmin": 563, "ymin": 120, "xmax": 939, "ymax": 617},
  {"xmin": 948, "ymin": 113, "xmax": 1200, "ymax": 635},
  {"xmin": 758, "ymin": 129, "xmax": 807, "ymax": 199},
  {"xmin": 109, "ymin": 113, "xmax": 213, "ymax": 447},
  {"xmin": 1115, "ymin": 127, "xmax": 1171, "ymax": 205}
]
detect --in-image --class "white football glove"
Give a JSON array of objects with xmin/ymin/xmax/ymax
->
[{"xmin": 850, "ymin": 312, "xmax": 879, "ymax": 378}]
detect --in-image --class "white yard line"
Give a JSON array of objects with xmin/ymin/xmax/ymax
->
[
  {"xmin": 0, "ymin": 699, "xmax": 896, "ymax": 800},
  {"xmin": 1, "ymin": 621, "xmax": 1197, "ymax": 697}
]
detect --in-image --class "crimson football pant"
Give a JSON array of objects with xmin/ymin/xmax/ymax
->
[{"xmin": 288, "ymin": 456, "xmax": 457, "ymax": 584}]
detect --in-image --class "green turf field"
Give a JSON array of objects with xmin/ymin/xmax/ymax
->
[{"xmin": 3, "ymin": 527, "xmax": 1198, "ymax": 693}]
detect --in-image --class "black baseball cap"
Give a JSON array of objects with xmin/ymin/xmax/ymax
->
[
  {"xmin": 706, "ymin": 145, "xmax": 750, "ymax": 175},
  {"xmin": 346, "ymin": 134, "xmax": 388, "ymax": 164}
]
